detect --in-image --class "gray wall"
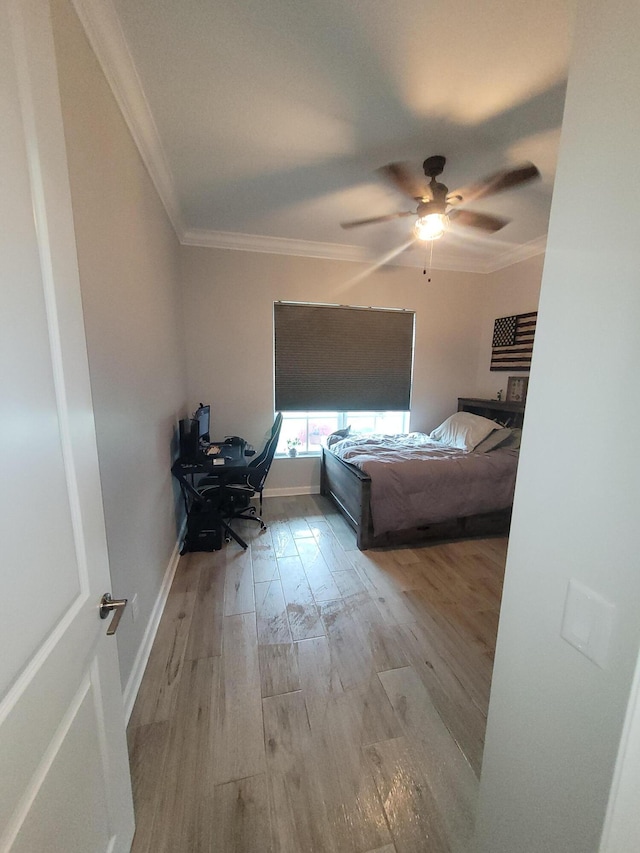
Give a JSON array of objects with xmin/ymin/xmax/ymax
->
[
  {"xmin": 52, "ymin": 0, "xmax": 187, "ymax": 690},
  {"xmin": 474, "ymin": 0, "xmax": 640, "ymax": 849}
]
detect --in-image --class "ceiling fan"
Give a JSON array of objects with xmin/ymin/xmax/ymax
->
[{"xmin": 341, "ymin": 155, "xmax": 540, "ymax": 241}]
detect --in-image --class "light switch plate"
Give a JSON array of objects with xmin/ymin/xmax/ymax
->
[{"xmin": 561, "ymin": 578, "xmax": 615, "ymax": 668}]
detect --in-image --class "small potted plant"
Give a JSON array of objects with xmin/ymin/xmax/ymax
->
[{"xmin": 286, "ymin": 437, "xmax": 301, "ymax": 457}]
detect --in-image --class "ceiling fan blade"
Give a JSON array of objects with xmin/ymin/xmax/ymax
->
[
  {"xmin": 448, "ymin": 209, "xmax": 510, "ymax": 232},
  {"xmin": 378, "ymin": 162, "xmax": 431, "ymax": 201},
  {"xmin": 448, "ymin": 161, "xmax": 540, "ymax": 206},
  {"xmin": 340, "ymin": 210, "xmax": 415, "ymax": 229}
]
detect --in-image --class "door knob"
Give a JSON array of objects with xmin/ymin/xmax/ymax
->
[{"xmin": 99, "ymin": 593, "xmax": 128, "ymax": 636}]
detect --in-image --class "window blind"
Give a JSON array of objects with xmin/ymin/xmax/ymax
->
[{"xmin": 274, "ymin": 302, "xmax": 414, "ymax": 411}]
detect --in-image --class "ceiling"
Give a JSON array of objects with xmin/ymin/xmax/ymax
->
[{"xmin": 81, "ymin": 0, "xmax": 576, "ymax": 271}]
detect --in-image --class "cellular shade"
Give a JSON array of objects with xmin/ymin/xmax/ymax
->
[{"xmin": 274, "ymin": 303, "xmax": 414, "ymax": 411}]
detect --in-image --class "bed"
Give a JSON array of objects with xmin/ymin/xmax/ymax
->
[{"xmin": 320, "ymin": 397, "xmax": 525, "ymax": 550}]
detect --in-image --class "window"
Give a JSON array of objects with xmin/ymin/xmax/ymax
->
[
  {"xmin": 277, "ymin": 410, "xmax": 410, "ymax": 455},
  {"xmin": 274, "ymin": 302, "xmax": 414, "ymax": 455},
  {"xmin": 274, "ymin": 302, "xmax": 414, "ymax": 412}
]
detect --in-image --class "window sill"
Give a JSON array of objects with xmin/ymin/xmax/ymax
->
[{"xmin": 276, "ymin": 451, "xmax": 322, "ymax": 459}]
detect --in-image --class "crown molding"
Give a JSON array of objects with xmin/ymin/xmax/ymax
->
[
  {"xmin": 181, "ymin": 228, "xmax": 547, "ymax": 273},
  {"xmin": 71, "ymin": 0, "xmax": 185, "ymax": 238},
  {"xmin": 182, "ymin": 227, "xmax": 477, "ymax": 270},
  {"xmin": 484, "ymin": 235, "xmax": 548, "ymax": 272},
  {"xmin": 181, "ymin": 228, "xmax": 372, "ymax": 263}
]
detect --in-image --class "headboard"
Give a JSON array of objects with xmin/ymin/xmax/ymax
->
[{"xmin": 457, "ymin": 397, "xmax": 525, "ymax": 429}]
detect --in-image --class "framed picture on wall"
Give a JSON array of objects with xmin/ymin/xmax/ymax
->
[{"xmin": 507, "ymin": 376, "xmax": 529, "ymax": 404}]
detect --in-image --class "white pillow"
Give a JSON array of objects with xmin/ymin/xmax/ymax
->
[
  {"xmin": 429, "ymin": 411, "xmax": 502, "ymax": 451},
  {"xmin": 473, "ymin": 427, "xmax": 520, "ymax": 453}
]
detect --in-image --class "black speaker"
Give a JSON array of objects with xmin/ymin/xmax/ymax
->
[{"xmin": 179, "ymin": 418, "xmax": 199, "ymax": 459}]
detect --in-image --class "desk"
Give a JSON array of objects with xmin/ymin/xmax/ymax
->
[{"xmin": 172, "ymin": 440, "xmax": 254, "ymax": 552}]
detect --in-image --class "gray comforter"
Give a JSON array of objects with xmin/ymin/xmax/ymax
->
[{"xmin": 330, "ymin": 432, "xmax": 519, "ymax": 536}]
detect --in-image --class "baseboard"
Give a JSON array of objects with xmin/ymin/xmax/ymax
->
[
  {"xmin": 263, "ymin": 485, "xmax": 320, "ymax": 498},
  {"xmin": 122, "ymin": 521, "xmax": 185, "ymax": 722}
]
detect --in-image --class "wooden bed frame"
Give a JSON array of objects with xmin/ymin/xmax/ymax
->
[{"xmin": 320, "ymin": 397, "xmax": 525, "ymax": 550}]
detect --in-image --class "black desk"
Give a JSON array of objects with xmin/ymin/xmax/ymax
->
[{"xmin": 172, "ymin": 441, "xmax": 254, "ymax": 552}]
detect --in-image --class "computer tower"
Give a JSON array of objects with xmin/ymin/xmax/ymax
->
[
  {"xmin": 179, "ymin": 418, "xmax": 199, "ymax": 459},
  {"xmin": 182, "ymin": 497, "xmax": 223, "ymax": 552}
]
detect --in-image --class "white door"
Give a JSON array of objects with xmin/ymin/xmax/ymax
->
[{"xmin": 0, "ymin": 0, "xmax": 135, "ymax": 850}]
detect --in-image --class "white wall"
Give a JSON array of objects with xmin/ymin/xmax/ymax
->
[
  {"xmin": 180, "ymin": 246, "xmax": 541, "ymax": 491},
  {"xmin": 474, "ymin": 0, "xmax": 640, "ymax": 850},
  {"xmin": 52, "ymin": 0, "xmax": 187, "ymax": 689}
]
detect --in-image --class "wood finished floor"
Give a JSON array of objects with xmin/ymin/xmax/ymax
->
[{"xmin": 127, "ymin": 495, "xmax": 506, "ymax": 853}]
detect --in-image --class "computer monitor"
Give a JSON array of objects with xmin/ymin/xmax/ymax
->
[{"xmin": 193, "ymin": 403, "xmax": 210, "ymax": 443}]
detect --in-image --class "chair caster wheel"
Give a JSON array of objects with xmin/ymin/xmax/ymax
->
[
  {"xmin": 249, "ymin": 507, "xmax": 256, "ymax": 515},
  {"xmin": 260, "ymin": 523, "xmax": 267, "ymax": 532},
  {"xmin": 224, "ymin": 535, "xmax": 231, "ymax": 544}
]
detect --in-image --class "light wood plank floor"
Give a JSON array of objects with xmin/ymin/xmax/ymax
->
[{"xmin": 127, "ymin": 495, "xmax": 507, "ymax": 853}]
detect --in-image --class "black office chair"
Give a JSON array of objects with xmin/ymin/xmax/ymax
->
[{"xmin": 220, "ymin": 412, "xmax": 283, "ymax": 532}]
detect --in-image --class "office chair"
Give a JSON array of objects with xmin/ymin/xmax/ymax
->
[{"xmin": 219, "ymin": 412, "xmax": 283, "ymax": 533}]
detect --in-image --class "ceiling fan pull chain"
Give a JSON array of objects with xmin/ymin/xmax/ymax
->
[{"xmin": 423, "ymin": 239, "xmax": 433, "ymax": 282}]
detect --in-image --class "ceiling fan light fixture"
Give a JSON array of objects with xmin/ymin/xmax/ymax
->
[{"xmin": 414, "ymin": 212, "xmax": 448, "ymax": 241}]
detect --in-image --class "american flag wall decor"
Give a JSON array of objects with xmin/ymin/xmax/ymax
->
[{"xmin": 490, "ymin": 311, "xmax": 537, "ymax": 371}]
